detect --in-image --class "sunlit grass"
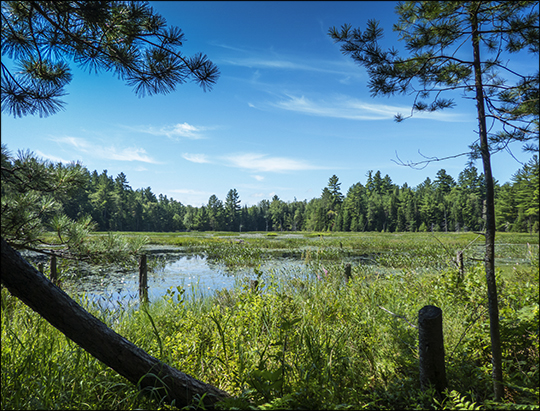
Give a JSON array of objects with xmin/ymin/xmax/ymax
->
[{"xmin": 3, "ymin": 232, "xmax": 539, "ymax": 410}]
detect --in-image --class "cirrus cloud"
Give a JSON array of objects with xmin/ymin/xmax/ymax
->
[
  {"xmin": 182, "ymin": 153, "xmax": 210, "ymax": 163},
  {"xmin": 222, "ymin": 153, "xmax": 326, "ymax": 173},
  {"xmin": 270, "ymin": 94, "xmax": 467, "ymax": 122},
  {"xmin": 35, "ymin": 150, "xmax": 73, "ymax": 164},
  {"xmin": 181, "ymin": 151, "xmax": 329, "ymax": 173},
  {"xmin": 127, "ymin": 122, "xmax": 210, "ymax": 140},
  {"xmin": 51, "ymin": 136, "xmax": 160, "ymax": 163}
]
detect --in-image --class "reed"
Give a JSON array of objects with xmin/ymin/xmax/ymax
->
[{"xmin": 2, "ymin": 232, "xmax": 538, "ymax": 410}]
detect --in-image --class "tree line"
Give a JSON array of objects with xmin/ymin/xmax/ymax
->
[{"xmin": 8, "ymin": 149, "xmax": 535, "ymax": 235}]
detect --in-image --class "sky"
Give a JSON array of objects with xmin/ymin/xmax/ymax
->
[{"xmin": 1, "ymin": 1, "xmax": 537, "ymax": 207}]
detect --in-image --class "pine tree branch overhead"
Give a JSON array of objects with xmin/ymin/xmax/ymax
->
[{"xmin": 1, "ymin": 1, "xmax": 220, "ymax": 117}]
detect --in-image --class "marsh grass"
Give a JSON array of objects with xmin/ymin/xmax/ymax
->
[
  {"xmin": 2, "ymin": 232, "xmax": 539, "ymax": 410},
  {"xmin": 0, "ymin": 288, "xmax": 168, "ymax": 410}
]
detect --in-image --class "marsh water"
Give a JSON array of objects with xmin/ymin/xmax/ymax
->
[
  {"xmin": 21, "ymin": 237, "xmax": 535, "ymax": 311},
  {"xmin": 22, "ymin": 246, "xmax": 320, "ymax": 309},
  {"xmin": 82, "ymin": 252, "xmax": 310, "ymax": 305}
]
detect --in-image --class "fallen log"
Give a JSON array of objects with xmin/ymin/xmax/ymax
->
[{"xmin": 1, "ymin": 237, "xmax": 230, "ymax": 409}]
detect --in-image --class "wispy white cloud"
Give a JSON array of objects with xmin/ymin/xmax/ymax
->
[
  {"xmin": 248, "ymin": 69, "xmax": 262, "ymax": 83},
  {"xmin": 107, "ymin": 147, "xmax": 157, "ymax": 163},
  {"xmin": 271, "ymin": 94, "xmax": 466, "ymax": 122},
  {"xmin": 223, "ymin": 56, "xmax": 360, "ymax": 78},
  {"xmin": 56, "ymin": 136, "xmax": 89, "ymax": 149},
  {"xmin": 211, "ymin": 42, "xmax": 248, "ymax": 53},
  {"xmin": 182, "ymin": 153, "xmax": 210, "ymax": 164},
  {"xmin": 253, "ymin": 175, "xmax": 265, "ymax": 181},
  {"xmin": 127, "ymin": 122, "xmax": 209, "ymax": 140},
  {"xmin": 222, "ymin": 153, "xmax": 325, "ymax": 173},
  {"xmin": 52, "ymin": 136, "xmax": 160, "ymax": 163},
  {"xmin": 181, "ymin": 151, "xmax": 327, "ymax": 173},
  {"xmin": 225, "ymin": 57, "xmax": 306, "ymax": 70},
  {"xmin": 214, "ymin": 42, "xmax": 362, "ymax": 78}
]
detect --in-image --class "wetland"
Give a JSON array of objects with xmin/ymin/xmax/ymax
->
[
  {"xmin": 4, "ymin": 231, "xmax": 539, "ymax": 410},
  {"xmin": 24, "ymin": 231, "xmax": 539, "ymax": 307}
]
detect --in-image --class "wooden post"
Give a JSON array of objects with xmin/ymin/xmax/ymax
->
[
  {"xmin": 418, "ymin": 305, "xmax": 446, "ymax": 395},
  {"xmin": 344, "ymin": 263, "xmax": 352, "ymax": 281},
  {"xmin": 50, "ymin": 255, "xmax": 57, "ymax": 285},
  {"xmin": 456, "ymin": 251, "xmax": 464, "ymax": 281},
  {"xmin": 139, "ymin": 254, "xmax": 148, "ymax": 304}
]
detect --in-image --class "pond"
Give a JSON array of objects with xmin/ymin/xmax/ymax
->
[
  {"xmin": 25, "ymin": 247, "xmax": 317, "ymax": 310},
  {"xmin": 21, "ymin": 239, "xmax": 535, "ymax": 311}
]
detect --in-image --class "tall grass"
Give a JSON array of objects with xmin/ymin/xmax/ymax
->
[
  {"xmin": 1, "ymin": 290, "xmax": 164, "ymax": 410},
  {"xmin": 2, "ymin": 232, "xmax": 539, "ymax": 410}
]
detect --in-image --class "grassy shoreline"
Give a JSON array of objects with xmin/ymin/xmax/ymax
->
[{"xmin": 2, "ymin": 232, "xmax": 538, "ymax": 410}]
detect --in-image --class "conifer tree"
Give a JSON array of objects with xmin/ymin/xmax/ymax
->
[
  {"xmin": 224, "ymin": 188, "xmax": 241, "ymax": 231},
  {"xmin": 330, "ymin": 1, "xmax": 538, "ymax": 399},
  {"xmin": 511, "ymin": 155, "xmax": 540, "ymax": 232},
  {"xmin": 1, "ymin": 1, "xmax": 219, "ymax": 118}
]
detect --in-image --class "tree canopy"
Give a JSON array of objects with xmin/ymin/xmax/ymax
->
[
  {"xmin": 1, "ymin": 1, "xmax": 220, "ymax": 118},
  {"xmin": 1, "ymin": 0, "xmax": 220, "ymax": 256},
  {"xmin": 4, "ymin": 145, "xmax": 537, "ymax": 235},
  {"xmin": 1, "ymin": 3, "xmax": 228, "ymax": 407}
]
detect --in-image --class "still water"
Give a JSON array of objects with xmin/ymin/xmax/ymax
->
[{"xmin": 55, "ymin": 251, "xmax": 312, "ymax": 309}]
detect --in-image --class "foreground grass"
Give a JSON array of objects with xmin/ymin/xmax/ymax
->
[{"xmin": 2, "ymin": 233, "xmax": 539, "ymax": 410}]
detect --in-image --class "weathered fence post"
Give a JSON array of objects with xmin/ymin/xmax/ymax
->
[
  {"xmin": 418, "ymin": 305, "xmax": 447, "ymax": 395},
  {"xmin": 50, "ymin": 255, "xmax": 58, "ymax": 285},
  {"xmin": 456, "ymin": 251, "xmax": 464, "ymax": 281},
  {"xmin": 344, "ymin": 263, "xmax": 352, "ymax": 282},
  {"xmin": 139, "ymin": 254, "xmax": 148, "ymax": 304}
]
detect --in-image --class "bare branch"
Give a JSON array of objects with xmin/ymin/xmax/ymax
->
[{"xmin": 392, "ymin": 149, "xmax": 471, "ymax": 169}]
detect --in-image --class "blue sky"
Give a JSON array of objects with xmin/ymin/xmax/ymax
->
[{"xmin": 1, "ymin": 1, "xmax": 536, "ymax": 207}]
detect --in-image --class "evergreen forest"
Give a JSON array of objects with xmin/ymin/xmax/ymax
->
[{"xmin": 5, "ymin": 147, "xmax": 538, "ymax": 235}]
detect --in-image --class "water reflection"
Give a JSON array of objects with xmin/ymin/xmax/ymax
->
[{"xmin": 60, "ymin": 252, "xmax": 309, "ymax": 309}]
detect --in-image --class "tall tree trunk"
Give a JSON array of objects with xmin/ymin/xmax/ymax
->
[
  {"xmin": 0, "ymin": 237, "xmax": 230, "ymax": 409},
  {"xmin": 470, "ymin": 7, "xmax": 504, "ymax": 401}
]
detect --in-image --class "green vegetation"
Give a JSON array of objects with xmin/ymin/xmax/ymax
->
[
  {"xmin": 330, "ymin": 1, "xmax": 538, "ymax": 398},
  {"xmin": 1, "ymin": 1, "xmax": 538, "ymax": 409},
  {"xmin": 87, "ymin": 230, "xmax": 539, "ymax": 268},
  {"xmin": 3, "ymin": 148, "xmax": 539, "ymax": 237},
  {"xmin": 2, "ymin": 232, "xmax": 538, "ymax": 410}
]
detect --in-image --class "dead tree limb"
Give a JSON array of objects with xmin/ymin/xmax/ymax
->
[{"xmin": 0, "ymin": 237, "xmax": 230, "ymax": 409}]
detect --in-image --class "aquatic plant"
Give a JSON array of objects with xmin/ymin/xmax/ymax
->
[{"xmin": 2, "ymin": 232, "xmax": 538, "ymax": 410}]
